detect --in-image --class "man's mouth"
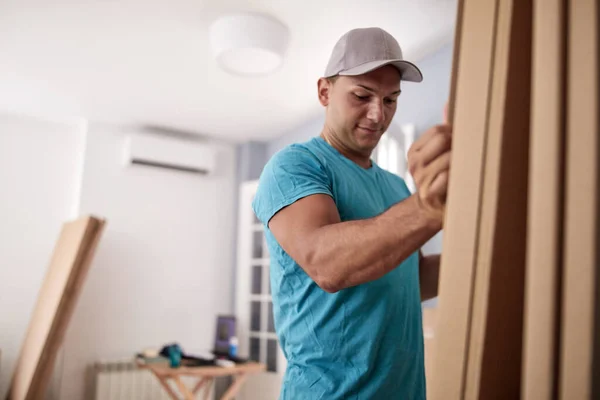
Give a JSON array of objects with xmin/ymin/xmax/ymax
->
[{"xmin": 358, "ymin": 126, "xmax": 379, "ymax": 134}]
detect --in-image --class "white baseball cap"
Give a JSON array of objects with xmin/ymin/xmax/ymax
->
[{"xmin": 324, "ymin": 27, "xmax": 423, "ymax": 82}]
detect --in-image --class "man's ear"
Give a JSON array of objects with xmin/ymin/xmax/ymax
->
[{"xmin": 317, "ymin": 77, "xmax": 333, "ymax": 107}]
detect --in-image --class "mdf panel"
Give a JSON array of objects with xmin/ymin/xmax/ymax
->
[
  {"xmin": 429, "ymin": 0, "xmax": 499, "ymax": 398},
  {"xmin": 8, "ymin": 216, "xmax": 106, "ymax": 400},
  {"xmin": 463, "ymin": 0, "xmax": 532, "ymax": 398},
  {"xmin": 521, "ymin": 0, "xmax": 567, "ymax": 399},
  {"xmin": 422, "ymin": 308, "xmax": 437, "ymax": 398},
  {"xmin": 445, "ymin": 0, "xmax": 464, "ymax": 125},
  {"xmin": 559, "ymin": 0, "xmax": 599, "ymax": 398}
]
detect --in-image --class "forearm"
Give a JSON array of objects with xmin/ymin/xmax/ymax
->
[
  {"xmin": 419, "ymin": 254, "xmax": 440, "ymax": 301},
  {"xmin": 304, "ymin": 194, "xmax": 442, "ymax": 292}
]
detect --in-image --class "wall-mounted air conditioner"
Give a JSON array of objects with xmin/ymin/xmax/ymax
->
[{"xmin": 123, "ymin": 133, "xmax": 217, "ymax": 175}]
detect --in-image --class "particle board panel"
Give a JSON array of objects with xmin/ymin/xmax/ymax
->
[
  {"xmin": 595, "ymin": 9, "xmax": 600, "ymax": 391},
  {"xmin": 7, "ymin": 215, "xmax": 106, "ymax": 400},
  {"xmin": 559, "ymin": 0, "xmax": 599, "ymax": 398},
  {"xmin": 423, "ymin": 307, "xmax": 437, "ymax": 398},
  {"xmin": 429, "ymin": 0, "xmax": 500, "ymax": 398},
  {"xmin": 445, "ymin": 0, "xmax": 464, "ymax": 125},
  {"xmin": 463, "ymin": 0, "xmax": 533, "ymax": 398},
  {"xmin": 521, "ymin": 0, "xmax": 567, "ymax": 399}
]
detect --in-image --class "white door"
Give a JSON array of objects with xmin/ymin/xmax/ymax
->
[{"xmin": 236, "ymin": 180, "xmax": 286, "ymax": 400}]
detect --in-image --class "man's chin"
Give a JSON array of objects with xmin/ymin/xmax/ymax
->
[
  {"xmin": 355, "ymin": 144, "xmax": 378, "ymax": 157},
  {"xmin": 356, "ymin": 135, "xmax": 381, "ymax": 151}
]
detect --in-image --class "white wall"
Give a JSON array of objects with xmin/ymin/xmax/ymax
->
[
  {"xmin": 0, "ymin": 113, "xmax": 86, "ymax": 399},
  {"xmin": 58, "ymin": 125, "xmax": 237, "ymax": 399}
]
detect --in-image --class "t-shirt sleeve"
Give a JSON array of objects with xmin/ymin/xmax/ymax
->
[{"xmin": 252, "ymin": 145, "xmax": 333, "ymax": 225}]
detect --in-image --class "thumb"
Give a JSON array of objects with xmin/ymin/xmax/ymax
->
[{"xmin": 443, "ymin": 101, "xmax": 449, "ymax": 124}]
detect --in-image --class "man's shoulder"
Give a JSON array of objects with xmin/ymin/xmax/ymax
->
[
  {"xmin": 260, "ymin": 137, "xmax": 329, "ymax": 179},
  {"xmin": 267, "ymin": 137, "xmax": 324, "ymax": 165},
  {"xmin": 252, "ymin": 137, "xmax": 333, "ymax": 225}
]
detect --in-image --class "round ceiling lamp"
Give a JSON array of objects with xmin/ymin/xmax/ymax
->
[{"xmin": 209, "ymin": 13, "xmax": 290, "ymax": 77}]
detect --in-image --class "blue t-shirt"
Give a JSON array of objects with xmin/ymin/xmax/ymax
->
[{"xmin": 252, "ymin": 136, "xmax": 425, "ymax": 400}]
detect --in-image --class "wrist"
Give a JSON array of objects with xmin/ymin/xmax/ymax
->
[{"xmin": 412, "ymin": 193, "xmax": 444, "ymax": 231}]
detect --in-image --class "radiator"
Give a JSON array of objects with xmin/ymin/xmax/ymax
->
[{"xmin": 93, "ymin": 359, "xmax": 199, "ymax": 400}]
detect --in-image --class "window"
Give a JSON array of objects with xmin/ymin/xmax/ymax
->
[
  {"xmin": 373, "ymin": 124, "xmax": 417, "ymax": 192},
  {"xmin": 247, "ymin": 228, "xmax": 279, "ymax": 373},
  {"xmin": 375, "ymin": 134, "xmax": 400, "ymax": 175},
  {"xmin": 236, "ymin": 181, "xmax": 286, "ymax": 382}
]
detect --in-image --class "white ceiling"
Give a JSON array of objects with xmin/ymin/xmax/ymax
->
[{"xmin": 0, "ymin": 0, "xmax": 457, "ymax": 142}]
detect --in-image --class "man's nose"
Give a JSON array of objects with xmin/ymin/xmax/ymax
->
[{"xmin": 367, "ymin": 100, "xmax": 384, "ymax": 123}]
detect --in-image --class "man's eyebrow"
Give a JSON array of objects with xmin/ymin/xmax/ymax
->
[{"xmin": 357, "ymin": 84, "xmax": 401, "ymax": 96}]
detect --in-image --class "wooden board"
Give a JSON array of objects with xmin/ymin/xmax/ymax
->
[
  {"xmin": 422, "ymin": 307, "xmax": 437, "ymax": 398},
  {"xmin": 559, "ymin": 0, "xmax": 599, "ymax": 398},
  {"xmin": 7, "ymin": 215, "xmax": 106, "ymax": 400},
  {"xmin": 429, "ymin": 0, "xmax": 500, "ymax": 398},
  {"xmin": 463, "ymin": 0, "xmax": 532, "ymax": 398},
  {"xmin": 521, "ymin": 0, "xmax": 567, "ymax": 399},
  {"xmin": 445, "ymin": 0, "xmax": 464, "ymax": 125}
]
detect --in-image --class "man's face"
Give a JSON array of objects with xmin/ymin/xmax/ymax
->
[{"xmin": 318, "ymin": 65, "xmax": 401, "ymax": 156}]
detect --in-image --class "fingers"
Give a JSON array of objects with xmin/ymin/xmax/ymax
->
[
  {"xmin": 427, "ymin": 151, "xmax": 451, "ymax": 178},
  {"xmin": 417, "ymin": 131, "xmax": 452, "ymax": 168},
  {"xmin": 412, "ymin": 148, "xmax": 450, "ymax": 218},
  {"xmin": 408, "ymin": 126, "xmax": 452, "ymax": 176},
  {"xmin": 443, "ymin": 101, "xmax": 450, "ymax": 124},
  {"xmin": 413, "ymin": 151, "xmax": 451, "ymax": 194},
  {"xmin": 410, "ymin": 124, "xmax": 452, "ymax": 153},
  {"xmin": 429, "ymin": 170, "xmax": 449, "ymax": 199},
  {"xmin": 408, "ymin": 114, "xmax": 452, "ymax": 218}
]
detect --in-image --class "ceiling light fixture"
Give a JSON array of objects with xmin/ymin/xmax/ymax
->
[{"xmin": 209, "ymin": 13, "xmax": 290, "ymax": 77}]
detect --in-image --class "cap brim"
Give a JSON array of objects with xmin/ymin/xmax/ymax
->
[{"xmin": 339, "ymin": 59, "xmax": 423, "ymax": 82}]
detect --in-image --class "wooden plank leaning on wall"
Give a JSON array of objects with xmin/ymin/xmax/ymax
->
[
  {"xmin": 559, "ymin": 0, "xmax": 599, "ymax": 398},
  {"xmin": 429, "ymin": 0, "xmax": 499, "ymax": 398},
  {"xmin": 7, "ymin": 216, "xmax": 106, "ymax": 400},
  {"xmin": 521, "ymin": 0, "xmax": 567, "ymax": 399},
  {"xmin": 463, "ymin": 0, "xmax": 532, "ymax": 398}
]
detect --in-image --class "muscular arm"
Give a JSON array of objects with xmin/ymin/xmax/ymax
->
[
  {"xmin": 419, "ymin": 251, "xmax": 440, "ymax": 301},
  {"xmin": 268, "ymin": 193, "xmax": 442, "ymax": 293}
]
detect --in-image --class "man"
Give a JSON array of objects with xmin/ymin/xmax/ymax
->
[{"xmin": 252, "ymin": 27, "xmax": 451, "ymax": 399}]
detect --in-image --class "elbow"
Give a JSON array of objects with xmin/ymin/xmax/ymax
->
[
  {"xmin": 307, "ymin": 262, "xmax": 342, "ymax": 294},
  {"xmin": 300, "ymin": 243, "xmax": 341, "ymax": 293},
  {"xmin": 315, "ymin": 276, "xmax": 341, "ymax": 293}
]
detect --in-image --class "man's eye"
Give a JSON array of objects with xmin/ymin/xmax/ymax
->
[
  {"xmin": 385, "ymin": 98, "xmax": 397, "ymax": 105},
  {"xmin": 354, "ymin": 93, "xmax": 369, "ymax": 100}
]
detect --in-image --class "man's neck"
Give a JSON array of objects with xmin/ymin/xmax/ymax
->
[{"xmin": 320, "ymin": 128, "xmax": 372, "ymax": 169}]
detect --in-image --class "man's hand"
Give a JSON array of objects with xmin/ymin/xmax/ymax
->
[{"xmin": 407, "ymin": 106, "xmax": 452, "ymax": 223}]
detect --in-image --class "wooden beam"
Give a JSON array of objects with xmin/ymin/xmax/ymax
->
[
  {"xmin": 7, "ymin": 216, "xmax": 106, "ymax": 400},
  {"xmin": 430, "ymin": 0, "xmax": 500, "ymax": 398},
  {"xmin": 521, "ymin": 0, "xmax": 567, "ymax": 398},
  {"xmin": 559, "ymin": 0, "xmax": 599, "ymax": 397},
  {"xmin": 445, "ymin": 0, "xmax": 464, "ymax": 125},
  {"xmin": 463, "ymin": 0, "xmax": 532, "ymax": 398}
]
